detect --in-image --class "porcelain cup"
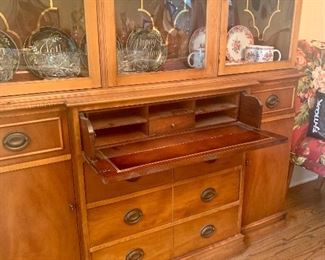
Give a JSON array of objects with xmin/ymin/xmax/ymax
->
[
  {"xmin": 187, "ymin": 48, "xmax": 205, "ymax": 69},
  {"xmin": 245, "ymin": 45, "xmax": 281, "ymax": 63}
]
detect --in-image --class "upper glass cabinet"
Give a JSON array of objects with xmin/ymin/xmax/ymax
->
[
  {"xmin": 219, "ymin": 0, "xmax": 302, "ymax": 75},
  {"xmin": 115, "ymin": 0, "xmax": 207, "ymax": 73},
  {"xmin": 102, "ymin": 0, "xmax": 219, "ymax": 86},
  {"xmin": 0, "ymin": 0, "xmax": 100, "ymax": 97}
]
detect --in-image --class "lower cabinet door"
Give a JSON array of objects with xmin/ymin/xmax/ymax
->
[
  {"xmin": 91, "ymin": 228, "xmax": 173, "ymax": 260},
  {"xmin": 0, "ymin": 161, "xmax": 80, "ymax": 260}
]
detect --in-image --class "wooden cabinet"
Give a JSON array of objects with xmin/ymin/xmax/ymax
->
[
  {"xmin": 78, "ymin": 92, "xmax": 287, "ymax": 258},
  {"xmin": 0, "ymin": 0, "xmax": 303, "ymax": 259},
  {"xmin": 0, "ymin": 107, "xmax": 80, "ymax": 260},
  {"xmin": 0, "ymin": 161, "xmax": 80, "ymax": 260}
]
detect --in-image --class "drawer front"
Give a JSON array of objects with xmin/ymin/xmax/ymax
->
[
  {"xmin": 149, "ymin": 113, "xmax": 195, "ymax": 135},
  {"xmin": 174, "ymin": 168, "xmax": 241, "ymax": 220},
  {"xmin": 92, "ymin": 228, "xmax": 173, "ymax": 260},
  {"xmin": 174, "ymin": 153, "xmax": 243, "ymax": 181},
  {"xmin": 84, "ymin": 164, "xmax": 172, "ymax": 203},
  {"xmin": 253, "ymin": 87, "xmax": 295, "ymax": 114},
  {"xmin": 0, "ymin": 109, "xmax": 69, "ymax": 164},
  {"xmin": 173, "ymin": 207, "xmax": 240, "ymax": 257},
  {"xmin": 88, "ymin": 188, "xmax": 172, "ymax": 246}
]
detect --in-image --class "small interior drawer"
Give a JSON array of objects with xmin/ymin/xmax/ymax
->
[
  {"xmin": 149, "ymin": 113, "xmax": 195, "ymax": 136},
  {"xmin": 173, "ymin": 153, "xmax": 243, "ymax": 181},
  {"xmin": 84, "ymin": 164, "xmax": 173, "ymax": 203},
  {"xmin": 91, "ymin": 228, "xmax": 173, "ymax": 260},
  {"xmin": 253, "ymin": 87, "xmax": 295, "ymax": 114},
  {"xmin": 173, "ymin": 207, "xmax": 240, "ymax": 257},
  {"xmin": 0, "ymin": 108, "xmax": 69, "ymax": 164},
  {"xmin": 173, "ymin": 168, "xmax": 241, "ymax": 220},
  {"xmin": 87, "ymin": 188, "xmax": 172, "ymax": 246}
]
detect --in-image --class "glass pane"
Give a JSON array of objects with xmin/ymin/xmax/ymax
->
[
  {"xmin": 115, "ymin": 0, "xmax": 207, "ymax": 74},
  {"xmin": 226, "ymin": 0, "xmax": 295, "ymax": 65},
  {"xmin": 0, "ymin": 0, "xmax": 88, "ymax": 84}
]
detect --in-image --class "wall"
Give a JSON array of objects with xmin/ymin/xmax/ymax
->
[{"xmin": 290, "ymin": 0, "xmax": 325, "ymax": 187}]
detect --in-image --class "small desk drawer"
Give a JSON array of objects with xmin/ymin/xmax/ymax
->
[
  {"xmin": 91, "ymin": 228, "xmax": 173, "ymax": 260},
  {"xmin": 0, "ymin": 108, "xmax": 69, "ymax": 164},
  {"xmin": 84, "ymin": 164, "xmax": 172, "ymax": 203},
  {"xmin": 253, "ymin": 87, "xmax": 295, "ymax": 114},
  {"xmin": 174, "ymin": 153, "xmax": 243, "ymax": 181},
  {"xmin": 173, "ymin": 207, "xmax": 239, "ymax": 257},
  {"xmin": 174, "ymin": 168, "xmax": 241, "ymax": 220},
  {"xmin": 149, "ymin": 113, "xmax": 195, "ymax": 136},
  {"xmin": 88, "ymin": 188, "xmax": 172, "ymax": 246}
]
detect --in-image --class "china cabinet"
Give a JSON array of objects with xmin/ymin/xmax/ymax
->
[{"xmin": 0, "ymin": 0, "xmax": 302, "ymax": 259}]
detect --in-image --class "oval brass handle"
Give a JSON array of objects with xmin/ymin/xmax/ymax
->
[
  {"xmin": 266, "ymin": 95, "xmax": 280, "ymax": 109},
  {"xmin": 126, "ymin": 248, "xmax": 145, "ymax": 260},
  {"xmin": 124, "ymin": 208, "xmax": 143, "ymax": 225},
  {"xmin": 3, "ymin": 132, "xmax": 30, "ymax": 151},
  {"xmin": 200, "ymin": 224, "xmax": 216, "ymax": 238},
  {"xmin": 201, "ymin": 187, "xmax": 217, "ymax": 203}
]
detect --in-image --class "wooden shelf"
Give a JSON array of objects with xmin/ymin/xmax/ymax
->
[
  {"xmin": 95, "ymin": 131, "xmax": 147, "ymax": 147},
  {"xmin": 149, "ymin": 108, "xmax": 193, "ymax": 119},
  {"xmin": 195, "ymin": 116, "xmax": 237, "ymax": 128},
  {"xmin": 91, "ymin": 116, "xmax": 147, "ymax": 130},
  {"xmin": 195, "ymin": 103, "xmax": 238, "ymax": 115}
]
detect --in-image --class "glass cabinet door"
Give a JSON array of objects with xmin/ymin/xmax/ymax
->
[
  {"xmin": 104, "ymin": 0, "xmax": 219, "ymax": 86},
  {"xmin": 0, "ymin": 0, "xmax": 100, "ymax": 96},
  {"xmin": 219, "ymin": 0, "xmax": 302, "ymax": 75},
  {"xmin": 115, "ymin": 0, "xmax": 207, "ymax": 73}
]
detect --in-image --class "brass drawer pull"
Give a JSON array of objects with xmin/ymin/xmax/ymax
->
[
  {"xmin": 126, "ymin": 248, "xmax": 145, "ymax": 260},
  {"xmin": 266, "ymin": 94, "xmax": 280, "ymax": 109},
  {"xmin": 170, "ymin": 123, "xmax": 176, "ymax": 128},
  {"xmin": 124, "ymin": 208, "xmax": 143, "ymax": 225},
  {"xmin": 3, "ymin": 132, "xmax": 30, "ymax": 151},
  {"xmin": 200, "ymin": 224, "xmax": 216, "ymax": 238},
  {"xmin": 201, "ymin": 187, "xmax": 217, "ymax": 203}
]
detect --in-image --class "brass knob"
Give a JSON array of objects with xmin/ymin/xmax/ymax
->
[
  {"xmin": 200, "ymin": 224, "xmax": 216, "ymax": 238},
  {"xmin": 126, "ymin": 248, "xmax": 144, "ymax": 260},
  {"xmin": 170, "ymin": 123, "xmax": 176, "ymax": 128},
  {"xmin": 266, "ymin": 95, "xmax": 280, "ymax": 109},
  {"xmin": 124, "ymin": 208, "xmax": 143, "ymax": 225},
  {"xmin": 201, "ymin": 187, "xmax": 217, "ymax": 203},
  {"xmin": 3, "ymin": 132, "xmax": 30, "ymax": 151}
]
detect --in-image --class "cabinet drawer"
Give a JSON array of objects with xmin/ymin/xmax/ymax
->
[
  {"xmin": 174, "ymin": 153, "xmax": 243, "ymax": 181},
  {"xmin": 0, "ymin": 109, "xmax": 69, "ymax": 164},
  {"xmin": 173, "ymin": 207, "xmax": 240, "ymax": 257},
  {"xmin": 91, "ymin": 228, "xmax": 173, "ymax": 260},
  {"xmin": 149, "ymin": 113, "xmax": 195, "ymax": 135},
  {"xmin": 84, "ymin": 164, "xmax": 172, "ymax": 203},
  {"xmin": 174, "ymin": 168, "xmax": 241, "ymax": 220},
  {"xmin": 253, "ymin": 87, "xmax": 295, "ymax": 114},
  {"xmin": 88, "ymin": 188, "xmax": 172, "ymax": 246}
]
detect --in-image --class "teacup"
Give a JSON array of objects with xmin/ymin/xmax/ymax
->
[
  {"xmin": 187, "ymin": 48, "xmax": 205, "ymax": 69},
  {"xmin": 245, "ymin": 45, "xmax": 281, "ymax": 63}
]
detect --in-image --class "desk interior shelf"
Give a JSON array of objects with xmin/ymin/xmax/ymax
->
[{"xmin": 80, "ymin": 92, "xmax": 286, "ymax": 182}]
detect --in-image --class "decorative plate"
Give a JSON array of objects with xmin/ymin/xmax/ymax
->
[
  {"xmin": 23, "ymin": 27, "xmax": 81, "ymax": 79},
  {"xmin": 226, "ymin": 25, "xmax": 254, "ymax": 62},
  {"xmin": 80, "ymin": 34, "xmax": 88, "ymax": 69},
  {"xmin": 189, "ymin": 27, "xmax": 205, "ymax": 53},
  {"xmin": 125, "ymin": 29, "xmax": 167, "ymax": 72},
  {"xmin": 0, "ymin": 30, "xmax": 20, "ymax": 82}
]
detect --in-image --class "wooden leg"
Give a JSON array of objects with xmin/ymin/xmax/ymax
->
[
  {"xmin": 287, "ymin": 161, "xmax": 295, "ymax": 189},
  {"xmin": 315, "ymin": 175, "xmax": 325, "ymax": 191}
]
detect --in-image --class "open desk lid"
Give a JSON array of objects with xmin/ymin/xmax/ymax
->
[{"xmin": 84, "ymin": 122, "xmax": 287, "ymax": 182}]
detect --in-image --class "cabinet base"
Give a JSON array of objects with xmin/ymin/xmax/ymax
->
[
  {"xmin": 242, "ymin": 211, "xmax": 287, "ymax": 244},
  {"xmin": 175, "ymin": 234, "xmax": 245, "ymax": 260}
]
